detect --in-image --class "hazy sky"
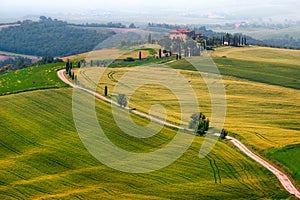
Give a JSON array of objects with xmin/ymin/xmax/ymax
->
[{"xmin": 1, "ymin": 0, "xmax": 299, "ymax": 22}]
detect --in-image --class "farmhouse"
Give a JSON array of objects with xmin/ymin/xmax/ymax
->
[{"xmin": 169, "ymin": 30, "xmax": 195, "ymax": 40}]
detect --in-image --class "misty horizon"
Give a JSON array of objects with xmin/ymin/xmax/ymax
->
[{"xmin": 1, "ymin": 0, "xmax": 300, "ymax": 24}]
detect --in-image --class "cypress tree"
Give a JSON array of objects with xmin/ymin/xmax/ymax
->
[
  {"xmin": 104, "ymin": 86, "xmax": 108, "ymax": 96},
  {"xmin": 158, "ymin": 49, "xmax": 162, "ymax": 58},
  {"xmin": 66, "ymin": 61, "xmax": 70, "ymax": 73}
]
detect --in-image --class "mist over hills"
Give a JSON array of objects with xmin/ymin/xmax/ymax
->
[{"xmin": 1, "ymin": 0, "xmax": 299, "ymax": 24}]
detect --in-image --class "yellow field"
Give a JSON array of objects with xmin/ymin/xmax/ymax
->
[
  {"xmin": 62, "ymin": 44, "xmax": 160, "ymax": 62},
  {"xmin": 62, "ymin": 49, "xmax": 125, "ymax": 62},
  {"xmin": 213, "ymin": 46, "xmax": 300, "ymax": 66},
  {"xmin": 0, "ymin": 88, "xmax": 292, "ymax": 199},
  {"xmin": 77, "ymin": 65, "xmax": 300, "ymax": 150}
]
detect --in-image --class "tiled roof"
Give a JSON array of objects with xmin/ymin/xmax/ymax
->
[{"xmin": 170, "ymin": 30, "xmax": 193, "ymax": 33}]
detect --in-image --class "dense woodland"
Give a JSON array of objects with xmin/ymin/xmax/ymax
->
[{"xmin": 0, "ymin": 17, "xmax": 116, "ymax": 57}]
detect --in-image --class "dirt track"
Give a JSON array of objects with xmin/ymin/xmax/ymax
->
[{"xmin": 57, "ymin": 69, "xmax": 300, "ymax": 199}]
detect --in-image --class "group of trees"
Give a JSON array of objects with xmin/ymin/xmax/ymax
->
[
  {"xmin": 37, "ymin": 56, "xmax": 63, "ymax": 65},
  {"xmin": 158, "ymin": 37, "xmax": 202, "ymax": 57},
  {"xmin": 148, "ymin": 23, "xmax": 189, "ymax": 30},
  {"xmin": 189, "ymin": 112, "xmax": 228, "ymax": 139},
  {"xmin": 71, "ymin": 22, "xmax": 126, "ymax": 28},
  {"xmin": 65, "ymin": 60, "xmax": 80, "ymax": 82},
  {"xmin": 189, "ymin": 113, "xmax": 210, "ymax": 136},
  {"xmin": 205, "ymin": 33, "xmax": 248, "ymax": 47},
  {"xmin": 0, "ymin": 17, "xmax": 116, "ymax": 57}
]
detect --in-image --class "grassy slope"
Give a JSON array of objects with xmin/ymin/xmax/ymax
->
[
  {"xmin": 0, "ymin": 89, "xmax": 290, "ymax": 199},
  {"xmin": 62, "ymin": 46, "xmax": 159, "ymax": 63},
  {"xmin": 166, "ymin": 46, "xmax": 300, "ymax": 187},
  {"xmin": 73, "ymin": 45, "xmax": 300, "ymax": 191},
  {"xmin": 268, "ymin": 144, "xmax": 300, "ymax": 185},
  {"xmin": 168, "ymin": 47, "xmax": 300, "ymax": 90},
  {"xmin": 78, "ymin": 64, "xmax": 300, "ymax": 150},
  {"xmin": 0, "ymin": 63, "xmax": 68, "ymax": 95}
]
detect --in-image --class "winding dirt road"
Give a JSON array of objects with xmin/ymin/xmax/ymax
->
[{"xmin": 57, "ymin": 69, "xmax": 300, "ymax": 199}]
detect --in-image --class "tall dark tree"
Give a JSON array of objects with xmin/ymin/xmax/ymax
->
[
  {"xmin": 66, "ymin": 61, "xmax": 70, "ymax": 73},
  {"xmin": 220, "ymin": 129, "xmax": 228, "ymax": 139},
  {"xmin": 104, "ymin": 86, "xmax": 108, "ymax": 96}
]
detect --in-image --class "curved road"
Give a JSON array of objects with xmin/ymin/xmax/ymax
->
[{"xmin": 57, "ymin": 69, "xmax": 300, "ymax": 199}]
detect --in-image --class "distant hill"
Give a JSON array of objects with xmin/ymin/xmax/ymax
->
[{"xmin": 0, "ymin": 17, "xmax": 116, "ymax": 57}]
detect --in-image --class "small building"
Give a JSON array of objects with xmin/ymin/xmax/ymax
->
[{"xmin": 169, "ymin": 30, "xmax": 195, "ymax": 40}]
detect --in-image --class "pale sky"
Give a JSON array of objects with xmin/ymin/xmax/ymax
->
[{"xmin": 1, "ymin": 0, "xmax": 299, "ymax": 22}]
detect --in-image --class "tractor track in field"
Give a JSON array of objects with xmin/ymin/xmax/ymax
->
[{"xmin": 58, "ymin": 69, "xmax": 300, "ymax": 199}]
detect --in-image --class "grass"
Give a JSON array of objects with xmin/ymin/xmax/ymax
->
[
  {"xmin": 267, "ymin": 144, "xmax": 300, "ymax": 185},
  {"xmin": 0, "ymin": 89, "xmax": 291, "ymax": 199},
  {"xmin": 213, "ymin": 46, "xmax": 300, "ymax": 66},
  {"xmin": 0, "ymin": 45, "xmax": 299, "ymax": 198},
  {"xmin": 75, "ymin": 46, "xmax": 300, "ymax": 191},
  {"xmin": 78, "ymin": 62, "xmax": 300, "ymax": 150},
  {"xmin": 167, "ymin": 48, "xmax": 300, "ymax": 90},
  {"xmin": 109, "ymin": 56, "xmax": 176, "ymax": 68},
  {"xmin": 0, "ymin": 63, "xmax": 68, "ymax": 96},
  {"xmin": 76, "ymin": 66, "xmax": 212, "ymax": 127},
  {"xmin": 119, "ymin": 48, "xmax": 157, "ymax": 59},
  {"xmin": 62, "ymin": 47, "xmax": 159, "ymax": 63}
]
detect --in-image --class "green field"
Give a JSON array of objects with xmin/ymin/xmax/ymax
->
[
  {"xmin": 1, "ymin": 46, "xmax": 300, "ymax": 198},
  {"xmin": 0, "ymin": 89, "xmax": 291, "ymax": 199},
  {"xmin": 268, "ymin": 144, "xmax": 300, "ymax": 185},
  {"xmin": 77, "ymin": 49, "xmax": 300, "ymax": 150},
  {"xmin": 76, "ymin": 46, "xmax": 300, "ymax": 189},
  {"xmin": 0, "ymin": 63, "xmax": 67, "ymax": 96},
  {"xmin": 168, "ymin": 47, "xmax": 300, "ymax": 90}
]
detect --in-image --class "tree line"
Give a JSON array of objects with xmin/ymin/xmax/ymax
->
[{"xmin": 70, "ymin": 22, "xmax": 126, "ymax": 28}]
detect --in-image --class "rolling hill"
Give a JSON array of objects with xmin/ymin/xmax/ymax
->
[
  {"xmin": 0, "ymin": 88, "xmax": 290, "ymax": 199},
  {"xmin": 0, "ymin": 46, "xmax": 299, "ymax": 199}
]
